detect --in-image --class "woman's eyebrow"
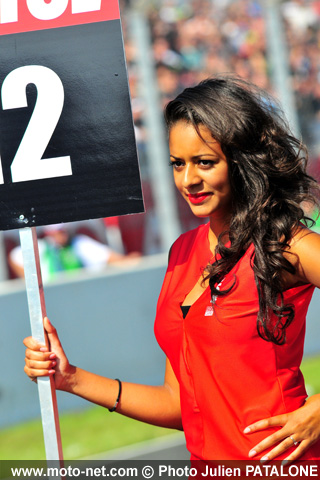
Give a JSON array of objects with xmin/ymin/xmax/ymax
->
[{"xmin": 170, "ymin": 154, "xmax": 218, "ymax": 160}]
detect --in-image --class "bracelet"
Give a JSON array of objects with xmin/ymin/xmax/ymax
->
[{"xmin": 108, "ymin": 379, "xmax": 122, "ymax": 412}]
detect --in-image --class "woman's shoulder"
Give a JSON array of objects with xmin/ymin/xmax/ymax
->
[
  {"xmin": 169, "ymin": 223, "xmax": 209, "ymax": 261},
  {"xmin": 285, "ymin": 226, "xmax": 320, "ymax": 288},
  {"xmin": 289, "ymin": 225, "xmax": 320, "ymax": 251}
]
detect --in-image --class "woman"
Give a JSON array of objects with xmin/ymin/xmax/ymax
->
[{"xmin": 24, "ymin": 76, "xmax": 320, "ymax": 462}]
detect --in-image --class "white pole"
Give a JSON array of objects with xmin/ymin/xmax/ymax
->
[
  {"xmin": 19, "ymin": 227, "xmax": 63, "ymax": 474},
  {"xmin": 265, "ymin": 0, "xmax": 300, "ymax": 137},
  {"xmin": 129, "ymin": 10, "xmax": 181, "ymax": 253},
  {"xmin": 0, "ymin": 231, "xmax": 8, "ymax": 281}
]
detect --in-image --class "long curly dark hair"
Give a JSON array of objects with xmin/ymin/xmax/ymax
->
[{"xmin": 164, "ymin": 76, "xmax": 319, "ymax": 345}]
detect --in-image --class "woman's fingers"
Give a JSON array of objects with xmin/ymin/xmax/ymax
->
[
  {"xmin": 23, "ymin": 317, "xmax": 71, "ymax": 390},
  {"xmin": 252, "ymin": 437, "xmax": 310, "ymax": 464},
  {"xmin": 23, "ymin": 318, "xmax": 61, "ymax": 354},
  {"xmin": 25, "ymin": 357, "xmax": 56, "ymax": 370},
  {"xmin": 43, "ymin": 317, "xmax": 65, "ymax": 357},
  {"xmin": 25, "ymin": 348, "xmax": 56, "ymax": 361},
  {"xmin": 245, "ymin": 399, "xmax": 320, "ymax": 462},
  {"xmin": 245, "ymin": 414, "xmax": 290, "ymax": 459},
  {"xmin": 24, "ymin": 364, "xmax": 55, "ymax": 378},
  {"xmin": 23, "ymin": 335, "xmax": 46, "ymax": 351},
  {"xmin": 281, "ymin": 440, "xmax": 310, "ymax": 465},
  {"xmin": 23, "ymin": 317, "xmax": 63, "ymax": 364},
  {"xmin": 254, "ymin": 435, "xmax": 298, "ymax": 462},
  {"xmin": 244, "ymin": 414, "xmax": 288, "ymax": 434},
  {"xmin": 248, "ymin": 428, "xmax": 288, "ymax": 458},
  {"xmin": 23, "ymin": 318, "xmax": 61, "ymax": 380},
  {"xmin": 24, "ymin": 349, "xmax": 57, "ymax": 378}
]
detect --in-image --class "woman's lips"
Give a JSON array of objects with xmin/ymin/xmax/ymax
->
[{"xmin": 187, "ymin": 193, "xmax": 212, "ymax": 204}]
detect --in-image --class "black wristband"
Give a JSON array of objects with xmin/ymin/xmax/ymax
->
[{"xmin": 108, "ymin": 378, "xmax": 122, "ymax": 412}]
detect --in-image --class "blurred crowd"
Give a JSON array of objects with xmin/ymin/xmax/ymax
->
[
  {"xmin": 122, "ymin": 0, "xmax": 320, "ymax": 237},
  {"xmin": 123, "ymin": 0, "xmax": 320, "ymax": 163},
  {"xmin": 3, "ymin": 0, "xmax": 320, "ymax": 280}
]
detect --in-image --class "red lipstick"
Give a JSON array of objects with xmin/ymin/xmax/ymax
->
[{"xmin": 187, "ymin": 193, "xmax": 212, "ymax": 204}]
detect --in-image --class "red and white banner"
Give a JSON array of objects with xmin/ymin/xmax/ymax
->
[{"xmin": 0, "ymin": 0, "xmax": 120, "ymax": 35}]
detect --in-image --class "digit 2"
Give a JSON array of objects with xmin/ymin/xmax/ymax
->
[{"xmin": 0, "ymin": 65, "xmax": 72, "ymax": 184}]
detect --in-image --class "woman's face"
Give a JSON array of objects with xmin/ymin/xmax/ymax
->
[{"xmin": 169, "ymin": 121, "xmax": 233, "ymax": 220}]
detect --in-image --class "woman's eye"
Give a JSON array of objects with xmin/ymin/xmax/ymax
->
[
  {"xmin": 169, "ymin": 160, "xmax": 184, "ymax": 169},
  {"xmin": 198, "ymin": 160, "xmax": 215, "ymax": 167}
]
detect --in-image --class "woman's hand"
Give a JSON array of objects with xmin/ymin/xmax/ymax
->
[
  {"xmin": 24, "ymin": 316, "xmax": 75, "ymax": 392},
  {"xmin": 244, "ymin": 394, "xmax": 320, "ymax": 464}
]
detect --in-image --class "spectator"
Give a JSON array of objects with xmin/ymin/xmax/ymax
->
[
  {"xmin": 9, "ymin": 224, "xmax": 141, "ymax": 282},
  {"xmin": 123, "ymin": 0, "xmax": 319, "ymax": 158},
  {"xmin": 121, "ymin": 0, "xmax": 319, "ymax": 241}
]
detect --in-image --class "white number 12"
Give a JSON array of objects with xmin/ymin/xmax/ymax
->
[{"xmin": 0, "ymin": 65, "xmax": 72, "ymax": 184}]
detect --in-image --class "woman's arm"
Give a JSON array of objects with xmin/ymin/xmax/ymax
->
[
  {"xmin": 284, "ymin": 227, "xmax": 320, "ymax": 288},
  {"xmin": 24, "ymin": 317, "xmax": 182, "ymax": 430},
  {"xmin": 245, "ymin": 228, "xmax": 320, "ymax": 463}
]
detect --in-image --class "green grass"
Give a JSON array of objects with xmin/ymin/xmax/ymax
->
[
  {"xmin": 0, "ymin": 408, "xmax": 176, "ymax": 461},
  {"xmin": 1, "ymin": 354, "xmax": 320, "ymax": 460},
  {"xmin": 301, "ymin": 355, "xmax": 320, "ymax": 396}
]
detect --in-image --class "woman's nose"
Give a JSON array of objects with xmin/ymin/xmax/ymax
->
[{"xmin": 182, "ymin": 164, "xmax": 201, "ymax": 188}]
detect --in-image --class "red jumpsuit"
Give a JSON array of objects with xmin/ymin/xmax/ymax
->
[{"xmin": 154, "ymin": 223, "xmax": 320, "ymax": 460}]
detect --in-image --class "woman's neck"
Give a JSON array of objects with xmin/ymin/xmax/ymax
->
[{"xmin": 209, "ymin": 216, "xmax": 230, "ymax": 253}]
